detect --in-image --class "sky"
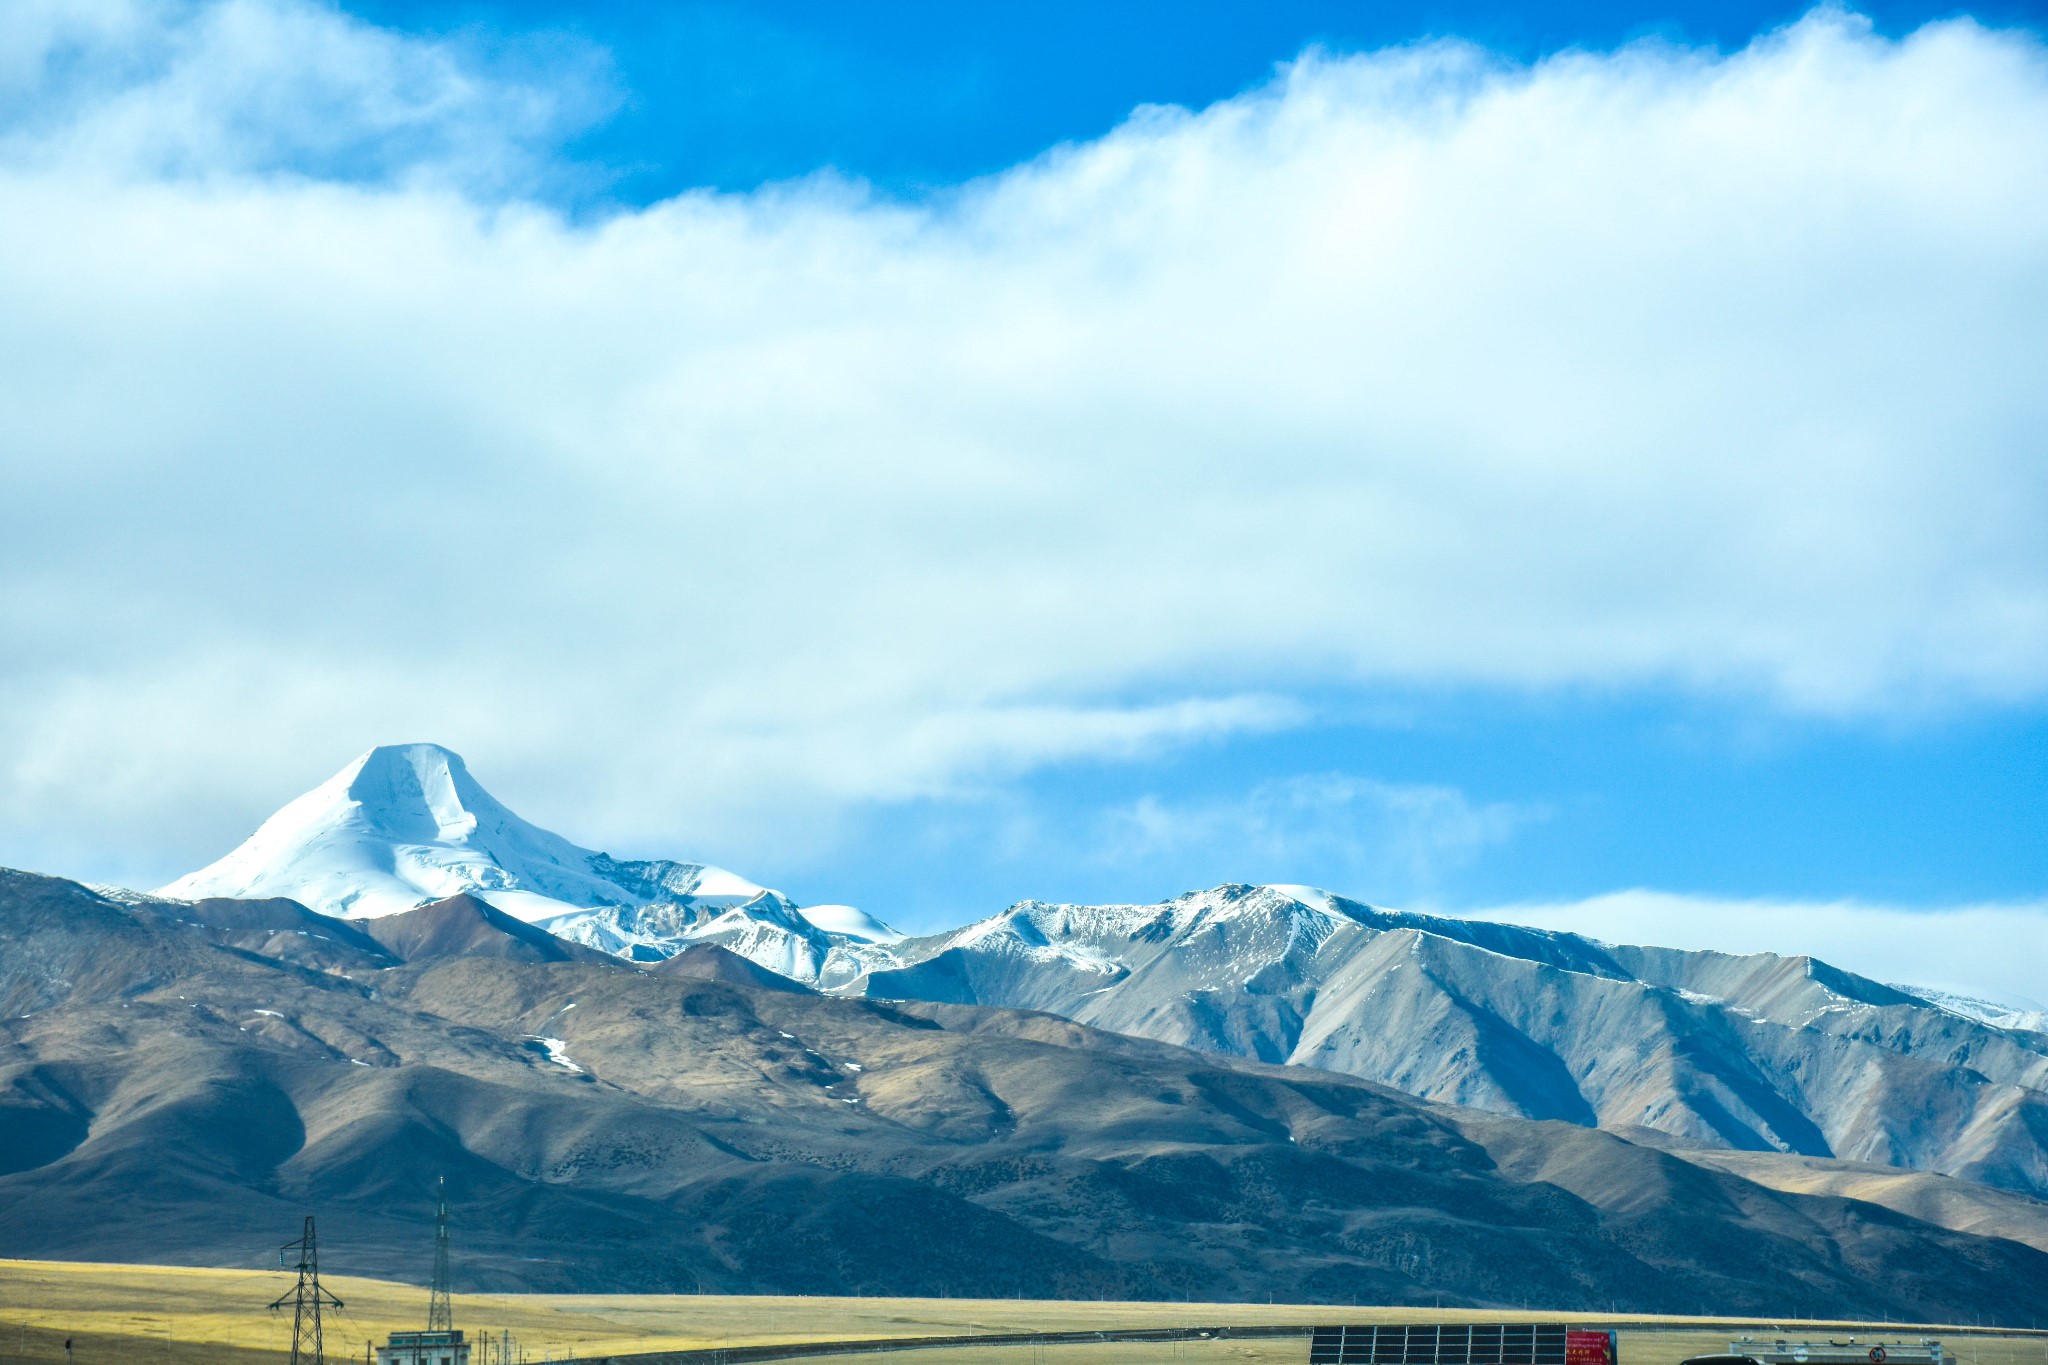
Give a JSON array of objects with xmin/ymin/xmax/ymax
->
[{"xmin": 1, "ymin": 0, "xmax": 2045, "ymax": 1000}]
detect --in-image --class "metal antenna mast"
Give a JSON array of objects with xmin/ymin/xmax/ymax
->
[
  {"xmin": 270, "ymin": 1215, "xmax": 344, "ymax": 1365},
  {"xmin": 427, "ymin": 1175, "xmax": 453, "ymax": 1333}
]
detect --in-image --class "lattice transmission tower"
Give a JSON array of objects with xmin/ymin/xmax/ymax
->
[
  {"xmin": 269, "ymin": 1215, "xmax": 344, "ymax": 1365},
  {"xmin": 427, "ymin": 1175, "xmax": 453, "ymax": 1333}
]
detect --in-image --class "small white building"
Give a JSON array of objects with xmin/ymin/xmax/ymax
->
[{"xmin": 376, "ymin": 1329, "xmax": 470, "ymax": 1365}]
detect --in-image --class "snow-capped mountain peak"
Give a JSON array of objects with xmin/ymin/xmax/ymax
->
[
  {"xmin": 158, "ymin": 742, "xmax": 613, "ymax": 919},
  {"xmin": 155, "ymin": 745, "xmax": 891, "ymax": 956}
]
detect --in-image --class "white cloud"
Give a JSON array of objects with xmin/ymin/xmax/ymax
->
[
  {"xmin": 1103, "ymin": 776, "xmax": 1538, "ymax": 899},
  {"xmin": 0, "ymin": 0, "xmax": 607, "ymax": 187},
  {"xmin": 1460, "ymin": 891, "xmax": 2048, "ymax": 1010},
  {"xmin": 1, "ymin": 4, "xmax": 2046, "ymax": 880}
]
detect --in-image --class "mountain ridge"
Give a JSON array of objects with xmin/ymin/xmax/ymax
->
[
  {"xmin": 6, "ymin": 864, "xmax": 2048, "ymax": 1317},
  {"xmin": 144, "ymin": 744, "xmax": 2048, "ymax": 1200},
  {"xmin": 833, "ymin": 885, "xmax": 2048, "ymax": 1196}
]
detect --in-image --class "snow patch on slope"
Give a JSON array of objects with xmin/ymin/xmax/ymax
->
[{"xmin": 524, "ymin": 1036, "xmax": 583, "ymax": 1073}]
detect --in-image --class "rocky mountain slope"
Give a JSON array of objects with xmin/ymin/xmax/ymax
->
[
  {"xmin": 835, "ymin": 886, "xmax": 2048, "ymax": 1198},
  {"xmin": 150, "ymin": 745, "xmax": 2048, "ymax": 1201},
  {"xmin": 5, "ymin": 866, "xmax": 2048, "ymax": 1318}
]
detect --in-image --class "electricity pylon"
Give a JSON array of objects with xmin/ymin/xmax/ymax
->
[
  {"xmin": 427, "ymin": 1176, "xmax": 453, "ymax": 1333},
  {"xmin": 270, "ymin": 1215, "xmax": 344, "ymax": 1365}
]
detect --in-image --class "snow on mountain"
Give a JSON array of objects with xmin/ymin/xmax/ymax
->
[
  {"xmin": 1902, "ymin": 985, "xmax": 2048, "ymax": 1035},
  {"xmin": 821, "ymin": 883, "xmax": 2048, "ymax": 1198},
  {"xmin": 795, "ymin": 904, "xmax": 903, "ymax": 943},
  {"xmin": 155, "ymin": 745, "xmax": 896, "ymax": 960},
  {"xmin": 536, "ymin": 890, "xmax": 897, "ymax": 979}
]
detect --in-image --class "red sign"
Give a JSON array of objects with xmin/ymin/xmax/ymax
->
[{"xmin": 1568, "ymin": 1331, "xmax": 1616, "ymax": 1365}]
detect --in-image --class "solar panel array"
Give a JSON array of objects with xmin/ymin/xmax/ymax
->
[{"xmin": 1310, "ymin": 1324, "xmax": 1575, "ymax": 1365}]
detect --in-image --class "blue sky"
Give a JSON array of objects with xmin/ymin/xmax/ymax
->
[
  {"xmin": 343, "ymin": 0, "xmax": 2048, "ymax": 197},
  {"xmin": 1, "ymin": 0, "xmax": 2044, "ymax": 992},
  {"xmin": 819, "ymin": 694, "xmax": 2048, "ymax": 922}
]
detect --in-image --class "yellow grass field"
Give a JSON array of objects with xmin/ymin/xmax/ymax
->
[{"xmin": 1, "ymin": 1260, "xmax": 2042, "ymax": 1365}]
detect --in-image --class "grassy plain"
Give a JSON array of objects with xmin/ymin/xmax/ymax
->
[{"xmin": 1, "ymin": 1260, "xmax": 2043, "ymax": 1365}]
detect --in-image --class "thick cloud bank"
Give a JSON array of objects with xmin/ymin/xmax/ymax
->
[{"xmin": 2, "ymin": 2, "xmax": 2045, "ymax": 881}]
